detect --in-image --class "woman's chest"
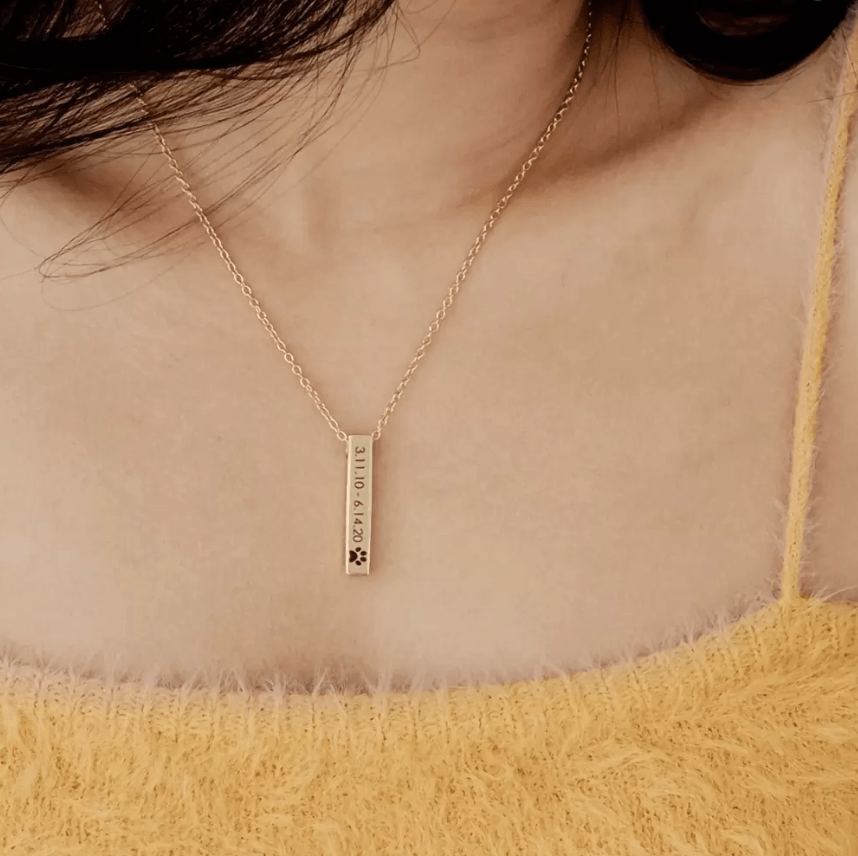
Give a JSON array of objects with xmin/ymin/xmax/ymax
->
[{"xmin": 0, "ymin": 56, "xmax": 852, "ymax": 693}]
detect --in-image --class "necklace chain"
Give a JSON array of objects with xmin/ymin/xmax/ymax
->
[{"xmin": 100, "ymin": 1, "xmax": 593, "ymax": 447}]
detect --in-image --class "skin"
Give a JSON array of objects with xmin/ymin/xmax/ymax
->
[{"xmin": 0, "ymin": 0, "xmax": 856, "ymax": 693}]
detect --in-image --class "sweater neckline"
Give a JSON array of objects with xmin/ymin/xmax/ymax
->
[{"xmin": 0, "ymin": 595, "xmax": 854, "ymax": 717}]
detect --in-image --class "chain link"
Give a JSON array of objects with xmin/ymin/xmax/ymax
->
[{"xmin": 99, "ymin": 0, "xmax": 593, "ymax": 448}]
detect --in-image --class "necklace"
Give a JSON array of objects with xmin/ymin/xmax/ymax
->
[{"xmin": 111, "ymin": 1, "xmax": 593, "ymax": 575}]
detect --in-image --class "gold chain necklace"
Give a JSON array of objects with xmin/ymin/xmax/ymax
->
[{"xmin": 100, "ymin": 1, "xmax": 593, "ymax": 575}]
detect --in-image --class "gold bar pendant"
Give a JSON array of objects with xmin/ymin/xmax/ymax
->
[{"xmin": 345, "ymin": 435, "xmax": 373, "ymax": 575}]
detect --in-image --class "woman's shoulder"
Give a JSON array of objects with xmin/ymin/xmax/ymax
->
[{"xmin": 795, "ymin": 7, "xmax": 858, "ymax": 604}]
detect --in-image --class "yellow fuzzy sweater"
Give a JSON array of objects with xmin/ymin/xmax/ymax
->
[{"xmin": 3, "ymin": 18, "xmax": 858, "ymax": 856}]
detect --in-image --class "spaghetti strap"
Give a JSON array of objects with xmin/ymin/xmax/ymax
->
[{"xmin": 780, "ymin": 16, "xmax": 858, "ymax": 603}]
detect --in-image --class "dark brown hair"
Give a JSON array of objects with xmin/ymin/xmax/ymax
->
[{"xmin": 0, "ymin": 0, "xmax": 852, "ymax": 174}]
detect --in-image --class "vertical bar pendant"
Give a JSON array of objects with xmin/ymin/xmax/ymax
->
[{"xmin": 345, "ymin": 435, "xmax": 373, "ymax": 575}]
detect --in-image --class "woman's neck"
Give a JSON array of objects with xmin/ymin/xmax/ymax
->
[{"xmin": 170, "ymin": 0, "xmax": 610, "ymax": 253}]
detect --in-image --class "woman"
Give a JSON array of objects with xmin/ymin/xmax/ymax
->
[{"xmin": 0, "ymin": 0, "xmax": 856, "ymax": 851}]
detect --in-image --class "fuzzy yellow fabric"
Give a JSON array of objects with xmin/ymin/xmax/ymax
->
[
  {"xmin": 3, "ymin": 13, "xmax": 858, "ymax": 856},
  {"xmin": 0, "ymin": 596, "xmax": 856, "ymax": 855}
]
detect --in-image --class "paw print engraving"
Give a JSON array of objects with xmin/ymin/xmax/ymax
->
[{"xmin": 349, "ymin": 548, "xmax": 368, "ymax": 567}]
